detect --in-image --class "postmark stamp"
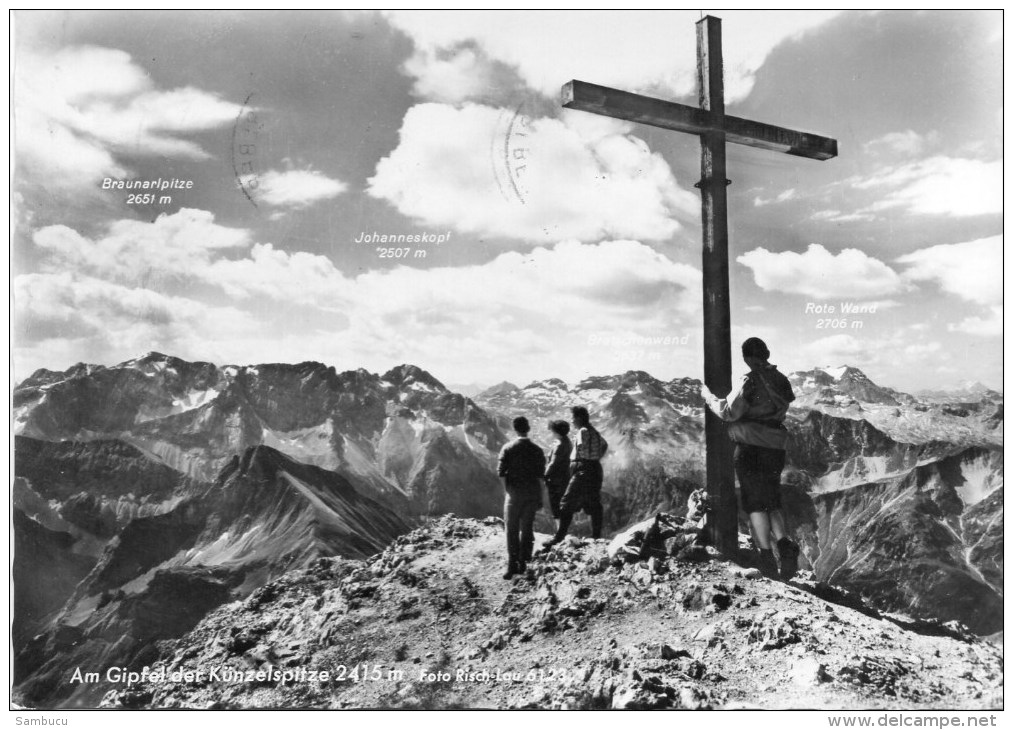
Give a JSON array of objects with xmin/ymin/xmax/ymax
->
[
  {"xmin": 232, "ymin": 93, "xmax": 263, "ymax": 208},
  {"xmin": 491, "ymin": 96, "xmax": 538, "ymax": 206}
]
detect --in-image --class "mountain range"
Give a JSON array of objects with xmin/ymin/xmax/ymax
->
[{"xmin": 11, "ymin": 353, "xmax": 1003, "ymax": 707}]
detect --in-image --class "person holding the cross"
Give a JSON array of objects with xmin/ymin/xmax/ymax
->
[
  {"xmin": 561, "ymin": 15, "xmax": 836, "ymax": 562},
  {"xmin": 701, "ymin": 337, "xmax": 801, "ymax": 581}
]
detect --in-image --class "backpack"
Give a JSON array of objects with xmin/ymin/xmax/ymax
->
[{"xmin": 744, "ymin": 369, "xmax": 792, "ymax": 424}]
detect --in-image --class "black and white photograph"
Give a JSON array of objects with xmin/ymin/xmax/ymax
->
[{"xmin": 10, "ymin": 9, "xmax": 1004, "ymax": 716}]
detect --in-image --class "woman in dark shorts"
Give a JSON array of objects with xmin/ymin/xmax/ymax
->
[
  {"xmin": 701, "ymin": 337, "xmax": 801, "ymax": 580},
  {"xmin": 544, "ymin": 420, "xmax": 572, "ymax": 521}
]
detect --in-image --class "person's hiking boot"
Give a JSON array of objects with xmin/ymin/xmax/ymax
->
[
  {"xmin": 516, "ymin": 559, "xmax": 527, "ymax": 576},
  {"xmin": 502, "ymin": 561, "xmax": 519, "ymax": 580},
  {"xmin": 757, "ymin": 549, "xmax": 779, "ymax": 580},
  {"xmin": 777, "ymin": 537, "xmax": 801, "ymax": 581},
  {"xmin": 538, "ymin": 539, "xmax": 560, "ymax": 554}
]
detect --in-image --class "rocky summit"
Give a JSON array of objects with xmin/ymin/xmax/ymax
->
[
  {"xmin": 11, "ymin": 354, "xmax": 1003, "ymax": 708},
  {"xmin": 100, "ymin": 516, "xmax": 1002, "ymax": 710},
  {"xmin": 476, "ymin": 366, "xmax": 1003, "ymax": 635}
]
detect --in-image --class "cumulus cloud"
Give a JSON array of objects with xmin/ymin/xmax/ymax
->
[
  {"xmin": 737, "ymin": 243, "xmax": 906, "ymax": 299},
  {"xmin": 354, "ymin": 238, "xmax": 700, "ymax": 322},
  {"xmin": 33, "ymin": 209, "xmax": 250, "ymax": 285},
  {"xmin": 31, "ymin": 208, "xmax": 354, "ymax": 309},
  {"xmin": 854, "ymin": 156, "xmax": 1001, "ymax": 218},
  {"xmin": 18, "ymin": 208, "xmax": 702, "ymax": 382},
  {"xmin": 14, "ymin": 271, "xmax": 259, "ymax": 376},
  {"xmin": 796, "ymin": 333, "xmax": 949, "ymax": 383},
  {"xmin": 240, "ymin": 169, "xmax": 349, "ymax": 215},
  {"xmin": 864, "ymin": 130, "xmax": 936, "ymax": 157},
  {"xmin": 896, "ymin": 236, "xmax": 1002, "ymax": 306},
  {"xmin": 402, "ymin": 43, "xmax": 528, "ymax": 105},
  {"xmin": 896, "ymin": 236, "xmax": 1003, "ymax": 338},
  {"xmin": 953, "ymin": 306, "xmax": 1003, "ymax": 337},
  {"xmin": 208, "ymin": 243, "xmax": 354, "ymax": 308},
  {"xmin": 15, "ymin": 46, "xmax": 241, "ymax": 190},
  {"xmin": 386, "ymin": 10, "xmax": 841, "ymax": 103},
  {"xmin": 368, "ymin": 102, "xmax": 696, "ymax": 243},
  {"xmin": 322, "ymin": 238, "xmax": 702, "ymax": 382},
  {"xmin": 405, "ymin": 46, "xmax": 491, "ymax": 103},
  {"xmin": 754, "ymin": 188, "xmax": 797, "ymax": 207}
]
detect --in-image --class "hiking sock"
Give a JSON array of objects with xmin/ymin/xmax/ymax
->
[
  {"xmin": 552, "ymin": 512, "xmax": 573, "ymax": 543},
  {"xmin": 757, "ymin": 549, "xmax": 778, "ymax": 579},
  {"xmin": 521, "ymin": 536, "xmax": 534, "ymax": 563},
  {"xmin": 590, "ymin": 504, "xmax": 603, "ymax": 539},
  {"xmin": 777, "ymin": 537, "xmax": 800, "ymax": 581}
]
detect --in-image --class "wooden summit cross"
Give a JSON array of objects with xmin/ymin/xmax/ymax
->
[{"xmin": 562, "ymin": 16, "xmax": 837, "ymax": 556}]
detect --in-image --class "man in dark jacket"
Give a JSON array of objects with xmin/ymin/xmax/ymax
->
[{"xmin": 497, "ymin": 416, "xmax": 546, "ymax": 579}]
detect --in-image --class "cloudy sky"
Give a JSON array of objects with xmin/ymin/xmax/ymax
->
[{"xmin": 13, "ymin": 10, "xmax": 1003, "ymax": 392}]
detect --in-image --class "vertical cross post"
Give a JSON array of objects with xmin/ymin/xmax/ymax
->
[
  {"xmin": 561, "ymin": 16, "xmax": 837, "ymax": 560},
  {"xmin": 696, "ymin": 16, "xmax": 738, "ymax": 556}
]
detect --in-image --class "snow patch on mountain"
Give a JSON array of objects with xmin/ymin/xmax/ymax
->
[
  {"xmin": 447, "ymin": 423, "xmax": 493, "ymax": 458},
  {"xmin": 821, "ymin": 366, "xmax": 848, "ymax": 380},
  {"xmin": 12, "ymin": 404, "xmax": 32, "ymax": 434},
  {"xmin": 134, "ymin": 388, "xmax": 221, "ymax": 423},
  {"xmin": 261, "ymin": 419, "xmax": 339, "ymax": 471},
  {"xmin": 811, "ymin": 455, "xmax": 905, "ymax": 494},
  {"xmin": 954, "ymin": 452, "xmax": 1004, "ymax": 506}
]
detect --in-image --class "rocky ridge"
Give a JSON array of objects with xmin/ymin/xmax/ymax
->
[
  {"xmin": 13, "ymin": 443, "xmax": 410, "ymax": 708},
  {"xmin": 14, "ymin": 353, "xmax": 504, "ymax": 517},
  {"xmin": 98, "ymin": 516, "xmax": 1002, "ymax": 710}
]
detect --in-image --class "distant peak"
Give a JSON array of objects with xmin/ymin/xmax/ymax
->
[
  {"xmin": 960, "ymin": 381, "xmax": 992, "ymax": 394},
  {"xmin": 382, "ymin": 364, "xmax": 447, "ymax": 391},
  {"xmin": 817, "ymin": 365, "xmax": 851, "ymax": 380},
  {"xmin": 791, "ymin": 365, "xmax": 868, "ymax": 382},
  {"xmin": 517, "ymin": 378, "xmax": 567, "ymax": 391},
  {"xmin": 575, "ymin": 370, "xmax": 661, "ymax": 391},
  {"xmin": 478, "ymin": 381, "xmax": 521, "ymax": 398},
  {"xmin": 621, "ymin": 370, "xmax": 662, "ymax": 384},
  {"xmin": 218, "ymin": 444, "xmax": 293, "ymax": 483},
  {"xmin": 116, "ymin": 351, "xmax": 195, "ymax": 373},
  {"xmin": 124, "ymin": 351, "xmax": 172, "ymax": 365}
]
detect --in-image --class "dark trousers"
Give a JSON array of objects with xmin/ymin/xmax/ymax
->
[
  {"xmin": 504, "ymin": 489, "xmax": 541, "ymax": 564},
  {"xmin": 553, "ymin": 461, "xmax": 604, "ymax": 540},
  {"xmin": 733, "ymin": 443, "xmax": 786, "ymax": 513}
]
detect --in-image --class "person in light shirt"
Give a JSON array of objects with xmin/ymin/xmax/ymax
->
[
  {"xmin": 701, "ymin": 337, "xmax": 801, "ymax": 580},
  {"xmin": 542, "ymin": 406, "xmax": 608, "ymax": 549}
]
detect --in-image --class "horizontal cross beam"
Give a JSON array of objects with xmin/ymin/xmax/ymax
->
[{"xmin": 562, "ymin": 80, "xmax": 838, "ymax": 161}]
